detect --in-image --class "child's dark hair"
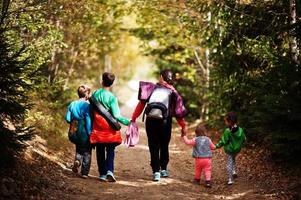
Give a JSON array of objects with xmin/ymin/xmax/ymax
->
[
  {"xmin": 160, "ymin": 69, "xmax": 174, "ymax": 85},
  {"xmin": 224, "ymin": 111, "xmax": 237, "ymax": 125},
  {"xmin": 78, "ymin": 85, "xmax": 90, "ymax": 98},
  {"xmin": 102, "ymin": 72, "xmax": 115, "ymax": 87},
  {"xmin": 195, "ymin": 124, "xmax": 207, "ymax": 137}
]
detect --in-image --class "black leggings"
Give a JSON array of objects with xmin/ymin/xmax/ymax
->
[{"xmin": 145, "ymin": 117, "xmax": 172, "ymax": 173}]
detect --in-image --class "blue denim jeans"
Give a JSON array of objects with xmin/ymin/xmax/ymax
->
[
  {"xmin": 75, "ymin": 145, "xmax": 92, "ymax": 175},
  {"xmin": 96, "ymin": 143, "xmax": 118, "ymax": 176}
]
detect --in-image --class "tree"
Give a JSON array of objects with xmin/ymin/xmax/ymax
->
[
  {"xmin": 0, "ymin": 0, "xmax": 39, "ymax": 165},
  {"xmin": 132, "ymin": 0, "xmax": 301, "ymax": 159}
]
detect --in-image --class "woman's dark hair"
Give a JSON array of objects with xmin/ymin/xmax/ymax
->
[
  {"xmin": 102, "ymin": 72, "xmax": 115, "ymax": 87},
  {"xmin": 224, "ymin": 111, "xmax": 237, "ymax": 125},
  {"xmin": 160, "ymin": 69, "xmax": 174, "ymax": 85}
]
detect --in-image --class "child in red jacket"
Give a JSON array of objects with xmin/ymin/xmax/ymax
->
[{"xmin": 90, "ymin": 72, "xmax": 130, "ymax": 182}]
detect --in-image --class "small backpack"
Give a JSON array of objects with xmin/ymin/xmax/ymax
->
[
  {"xmin": 144, "ymin": 86, "xmax": 173, "ymax": 119},
  {"xmin": 68, "ymin": 114, "xmax": 89, "ymax": 145}
]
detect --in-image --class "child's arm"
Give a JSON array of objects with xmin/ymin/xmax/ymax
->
[
  {"xmin": 65, "ymin": 106, "xmax": 72, "ymax": 124},
  {"xmin": 209, "ymin": 139, "xmax": 216, "ymax": 150},
  {"xmin": 182, "ymin": 136, "xmax": 196, "ymax": 146},
  {"xmin": 85, "ymin": 105, "xmax": 92, "ymax": 135},
  {"xmin": 110, "ymin": 96, "xmax": 130, "ymax": 126},
  {"xmin": 215, "ymin": 129, "xmax": 230, "ymax": 148}
]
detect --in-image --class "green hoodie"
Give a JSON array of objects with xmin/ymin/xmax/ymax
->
[
  {"xmin": 216, "ymin": 127, "xmax": 246, "ymax": 154},
  {"xmin": 92, "ymin": 88, "xmax": 130, "ymax": 126}
]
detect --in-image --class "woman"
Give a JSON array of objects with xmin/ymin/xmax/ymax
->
[{"xmin": 131, "ymin": 69, "xmax": 188, "ymax": 181}]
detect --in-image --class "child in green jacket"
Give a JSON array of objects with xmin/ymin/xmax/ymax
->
[{"xmin": 215, "ymin": 111, "xmax": 246, "ymax": 185}]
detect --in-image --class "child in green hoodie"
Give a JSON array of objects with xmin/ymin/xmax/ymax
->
[{"xmin": 215, "ymin": 111, "xmax": 246, "ymax": 185}]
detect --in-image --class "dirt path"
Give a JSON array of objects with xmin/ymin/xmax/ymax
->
[
  {"xmin": 60, "ymin": 79, "xmax": 271, "ymax": 200},
  {"xmin": 63, "ymin": 124, "xmax": 266, "ymax": 200}
]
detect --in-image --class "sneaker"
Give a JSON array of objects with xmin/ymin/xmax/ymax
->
[
  {"xmin": 160, "ymin": 170, "xmax": 169, "ymax": 178},
  {"xmin": 227, "ymin": 178, "xmax": 234, "ymax": 185},
  {"xmin": 72, "ymin": 160, "xmax": 80, "ymax": 173},
  {"xmin": 232, "ymin": 170, "xmax": 238, "ymax": 179},
  {"xmin": 205, "ymin": 180, "xmax": 211, "ymax": 188},
  {"xmin": 106, "ymin": 171, "xmax": 116, "ymax": 182},
  {"xmin": 99, "ymin": 175, "xmax": 107, "ymax": 182},
  {"xmin": 153, "ymin": 172, "xmax": 161, "ymax": 181},
  {"xmin": 81, "ymin": 174, "xmax": 88, "ymax": 179}
]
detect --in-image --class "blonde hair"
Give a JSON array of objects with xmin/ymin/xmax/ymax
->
[{"xmin": 195, "ymin": 124, "xmax": 207, "ymax": 137}]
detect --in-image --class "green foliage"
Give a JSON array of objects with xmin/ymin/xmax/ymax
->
[
  {"xmin": 131, "ymin": 1, "xmax": 204, "ymax": 119},
  {"xmin": 132, "ymin": 0, "xmax": 301, "ymax": 160},
  {"xmin": 0, "ymin": 1, "xmax": 41, "ymax": 165}
]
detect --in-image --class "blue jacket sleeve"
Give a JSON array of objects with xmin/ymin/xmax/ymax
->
[
  {"xmin": 65, "ymin": 106, "xmax": 72, "ymax": 123},
  {"xmin": 84, "ymin": 105, "xmax": 92, "ymax": 135}
]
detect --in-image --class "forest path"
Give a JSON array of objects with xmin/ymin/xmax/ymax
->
[{"xmin": 62, "ymin": 76, "xmax": 269, "ymax": 200}]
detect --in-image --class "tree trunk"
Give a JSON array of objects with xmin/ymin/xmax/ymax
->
[
  {"xmin": 63, "ymin": 47, "xmax": 78, "ymax": 89},
  {"xmin": 0, "ymin": 0, "xmax": 10, "ymax": 26},
  {"xmin": 48, "ymin": 20, "xmax": 61, "ymax": 84},
  {"xmin": 194, "ymin": 47, "xmax": 210, "ymax": 122}
]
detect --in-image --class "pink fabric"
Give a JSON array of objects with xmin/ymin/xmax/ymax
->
[
  {"xmin": 159, "ymin": 81, "xmax": 188, "ymax": 118},
  {"xmin": 182, "ymin": 136, "xmax": 196, "ymax": 146},
  {"xmin": 123, "ymin": 122, "xmax": 139, "ymax": 147},
  {"xmin": 138, "ymin": 81, "xmax": 156, "ymax": 101},
  {"xmin": 209, "ymin": 140, "xmax": 216, "ymax": 150},
  {"xmin": 137, "ymin": 80, "xmax": 187, "ymax": 119},
  {"xmin": 195, "ymin": 158, "xmax": 212, "ymax": 181},
  {"xmin": 183, "ymin": 136, "xmax": 215, "ymax": 150}
]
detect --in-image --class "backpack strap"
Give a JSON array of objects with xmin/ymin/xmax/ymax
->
[{"xmin": 89, "ymin": 95, "xmax": 121, "ymax": 131}]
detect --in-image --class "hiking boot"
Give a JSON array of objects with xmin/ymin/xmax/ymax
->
[
  {"xmin": 72, "ymin": 160, "xmax": 80, "ymax": 173},
  {"xmin": 99, "ymin": 175, "xmax": 107, "ymax": 182},
  {"xmin": 106, "ymin": 171, "xmax": 116, "ymax": 182},
  {"xmin": 205, "ymin": 180, "xmax": 211, "ymax": 188},
  {"xmin": 227, "ymin": 178, "xmax": 234, "ymax": 185},
  {"xmin": 160, "ymin": 170, "xmax": 169, "ymax": 178},
  {"xmin": 153, "ymin": 172, "xmax": 161, "ymax": 182}
]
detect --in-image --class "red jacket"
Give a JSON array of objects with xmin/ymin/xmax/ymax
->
[{"xmin": 90, "ymin": 111, "xmax": 122, "ymax": 144}]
